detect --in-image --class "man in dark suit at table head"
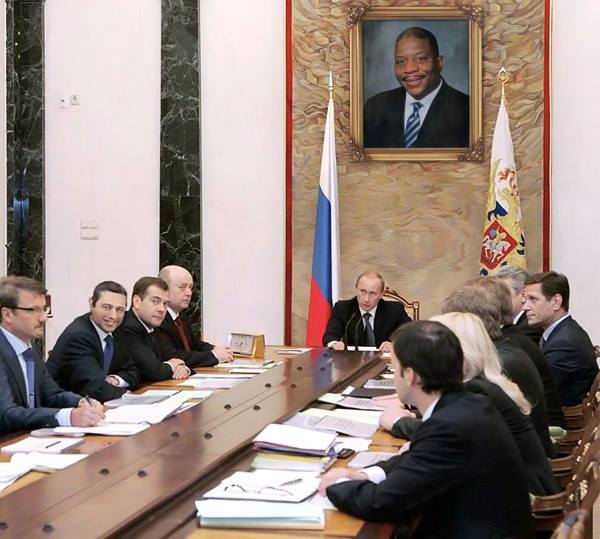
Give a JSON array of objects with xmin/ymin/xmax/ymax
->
[
  {"xmin": 364, "ymin": 26, "xmax": 469, "ymax": 149},
  {"xmin": 155, "ymin": 265, "xmax": 232, "ymax": 367},
  {"xmin": 118, "ymin": 276, "xmax": 190, "ymax": 382},
  {"xmin": 322, "ymin": 271, "xmax": 411, "ymax": 353},
  {"xmin": 47, "ymin": 281, "xmax": 141, "ymax": 402},
  {"xmin": 523, "ymin": 271, "xmax": 598, "ymax": 406},
  {"xmin": 0, "ymin": 276, "xmax": 104, "ymax": 434},
  {"xmin": 319, "ymin": 320, "xmax": 532, "ymax": 539}
]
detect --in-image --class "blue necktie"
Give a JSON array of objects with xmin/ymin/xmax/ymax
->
[
  {"xmin": 22, "ymin": 348, "xmax": 36, "ymax": 408},
  {"xmin": 404, "ymin": 102, "xmax": 423, "ymax": 148},
  {"xmin": 103, "ymin": 335, "xmax": 114, "ymax": 374},
  {"xmin": 363, "ymin": 312, "xmax": 376, "ymax": 347}
]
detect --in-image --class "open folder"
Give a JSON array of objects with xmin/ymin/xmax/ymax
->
[{"xmin": 253, "ymin": 424, "xmax": 337, "ymax": 456}]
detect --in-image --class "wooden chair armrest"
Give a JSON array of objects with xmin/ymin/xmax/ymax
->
[{"xmin": 551, "ymin": 454, "xmax": 574, "ymax": 474}]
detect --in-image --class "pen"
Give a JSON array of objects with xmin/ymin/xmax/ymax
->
[
  {"xmin": 278, "ymin": 478, "xmax": 303, "ymax": 487},
  {"xmin": 45, "ymin": 440, "xmax": 61, "ymax": 449},
  {"xmin": 84, "ymin": 395, "xmax": 93, "ymax": 405}
]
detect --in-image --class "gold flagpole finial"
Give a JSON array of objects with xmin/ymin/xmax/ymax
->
[
  {"xmin": 498, "ymin": 67, "xmax": 508, "ymax": 102},
  {"xmin": 328, "ymin": 70, "xmax": 333, "ymax": 99}
]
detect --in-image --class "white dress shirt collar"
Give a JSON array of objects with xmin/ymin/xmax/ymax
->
[
  {"xmin": 404, "ymin": 79, "xmax": 443, "ymax": 127},
  {"xmin": 421, "ymin": 395, "xmax": 441, "ymax": 422},
  {"xmin": 0, "ymin": 326, "xmax": 29, "ymax": 354},
  {"xmin": 542, "ymin": 314, "xmax": 571, "ymax": 342},
  {"xmin": 167, "ymin": 306, "xmax": 179, "ymax": 320},
  {"xmin": 134, "ymin": 312, "xmax": 154, "ymax": 333}
]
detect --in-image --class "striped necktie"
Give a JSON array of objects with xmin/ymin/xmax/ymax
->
[
  {"xmin": 22, "ymin": 348, "xmax": 36, "ymax": 408},
  {"xmin": 363, "ymin": 312, "xmax": 376, "ymax": 347},
  {"xmin": 404, "ymin": 102, "xmax": 423, "ymax": 148}
]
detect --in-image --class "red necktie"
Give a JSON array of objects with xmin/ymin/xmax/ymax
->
[{"xmin": 174, "ymin": 316, "xmax": 191, "ymax": 352}]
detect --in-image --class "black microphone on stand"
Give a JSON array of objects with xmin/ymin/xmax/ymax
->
[
  {"xmin": 353, "ymin": 313, "xmax": 362, "ymax": 349},
  {"xmin": 342, "ymin": 312, "xmax": 356, "ymax": 348}
]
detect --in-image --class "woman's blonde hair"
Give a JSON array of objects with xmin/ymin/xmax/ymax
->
[{"xmin": 430, "ymin": 312, "xmax": 531, "ymax": 415}]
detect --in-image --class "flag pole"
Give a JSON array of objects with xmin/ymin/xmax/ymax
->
[
  {"xmin": 328, "ymin": 70, "xmax": 333, "ymax": 99},
  {"xmin": 498, "ymin": 66, "xmax": 508, "ymax": 103}
]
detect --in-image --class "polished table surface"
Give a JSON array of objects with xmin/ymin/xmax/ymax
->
[{"xmin": 0, "ymin": 347, "xmax": 398, "ymax": 539}]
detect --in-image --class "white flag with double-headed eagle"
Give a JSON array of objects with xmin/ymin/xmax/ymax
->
[{"xmin": 479, "ymin": 97, "xmax": 526, "ymax": 275}]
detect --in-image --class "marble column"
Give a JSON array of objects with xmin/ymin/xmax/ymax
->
[
  {"xmin": 5, "ymin": 0, "xmax": 45, "ymax": 281},
  {"xmin": 160, "ymin": 0, "xmax": 202, "ymax": 325}
]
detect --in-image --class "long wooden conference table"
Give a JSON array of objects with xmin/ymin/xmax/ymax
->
[{"xmin": 0, "ymin": 348, "xmax": 398, "ymax": 538}]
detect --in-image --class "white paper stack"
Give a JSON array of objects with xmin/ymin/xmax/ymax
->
[
  {"xmin": 1, "ymin": 436, "xmax": 84, "ymax": 454},
  {"xmin": 11, "ymin": 452, "xmax": 88, "ymax": 472},
  {"xmin": 103, "ymin": 400, "xmax": 183, "ymax": 424},
  {"xmin": 253, "ymin": 424, "xmax": 337, "ymax": 456},
  {"xmin": 53, "ymin": 423, "xmax": 150, "ymax": 436},
  {"xmin": 364, "ymin": 378, "xmax": 395, "ymax": 389},
  {"xmin": 203, "ymin": 470, "xmax": 319, "ymax": 503},
  {"xmin": 347, "ymin": 451, "xmax": 396, "ymax": 468},
  {"xmin": 195, "ymin": 499, "xmax": 324, "ymax": 530},
  {"xmin": 0, "ymin": 461, "xmax": 33, "ymax": 492}
]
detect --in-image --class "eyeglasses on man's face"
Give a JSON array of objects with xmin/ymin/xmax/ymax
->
[{"xmin": 12, "ymin": 305, "xmax": 51, "ymax": 316}]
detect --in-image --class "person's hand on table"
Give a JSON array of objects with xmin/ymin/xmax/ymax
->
[
  {"xmin": 72, "ymin": 398, "xmax": 104, "ymax": 427},
  {"xmin": 379, "ymin": 400, "xmax": 415, "ymax": 431},
  {"xmin": 378, "ymin": 341, "xmax": 393, "ymax": 353},
  {"xmin": 328, "ymin": 341, "xmax": 346, "ymax": 351},
  {"xmin": 213, "ymin": 346, "xmax": 234, "ymax": 363},
  {"xmin": 172, "ymin": 364, "xmax": 190, "ymax": 379},
  {"xmin": 397, "ymin": 441, "xmax": 411, "ymax": 455},
  {"xmin": 318, "ymin": 467, "xmax": 368, "ymax": 496},
  {"xmin": 105, "ymin": 375, "xmax": 120, "ymax": 386}
]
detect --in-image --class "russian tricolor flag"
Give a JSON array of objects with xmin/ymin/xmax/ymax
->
[{"xmin": 306, "ymin": 74, "xmax": 340, "ymax": 346}]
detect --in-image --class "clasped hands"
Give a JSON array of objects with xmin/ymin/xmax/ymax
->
[{"xmin": 71, "ymin": 397, "xmax": 104, "ymax": 427}]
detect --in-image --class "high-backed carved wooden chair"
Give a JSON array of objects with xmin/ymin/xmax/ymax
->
[{"xmin": 382, "ymin": 287, "xmax": 420, "ymax": 321}]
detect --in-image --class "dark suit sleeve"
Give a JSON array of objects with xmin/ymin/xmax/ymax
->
[
  {"xmin": 322, "ymin": 301, "xmax": 350, "ymax": 346},
  {"xmin": 391, "ymin": 417, "xmax": 422, "ymax": 440},
  {"xmin": 49, "ymin": 331, "xmax": 128, "ymax": 402},
  {"xmin": 326, "ymin": 421, "xmax": 466, "ymax": 521},
  {"xmin": 0, "ymin": 361, "xmax": 78, "ymax": 434},
  {"xmin": 155, "ymin": 328, "xmax": 217, "ymax": 368},
  {"xmin": 121, "ymin": 325, "xmax": 174, "ymax": 382}
]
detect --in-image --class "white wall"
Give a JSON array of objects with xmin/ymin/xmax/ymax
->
[
  {"xmin": 200, "ymin": 1, "xmax": 285, "ymax": 345},
  {"xmin": 44, "ymin": 0, "xmax": 161, "ymax": 348},
  {"xmin": 551, "ymin": 1, "xmax": 600, "ymax": 342}
]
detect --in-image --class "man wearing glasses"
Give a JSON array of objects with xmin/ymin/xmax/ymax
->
[
  {"xmin": 0, "ymin": 276, "xmax": 104, "ymax": 434},
  {"xmin": 47, "ymin": 281, "xmax": 140, "ymax": 402}
]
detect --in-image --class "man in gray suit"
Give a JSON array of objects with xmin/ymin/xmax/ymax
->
[{"xmin": 0, "ymin": 276, "xmax": 104, "ymax": 434}]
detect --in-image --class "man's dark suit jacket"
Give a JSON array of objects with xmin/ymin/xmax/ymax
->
[
  {"xmin": 326, "ymin": 391, "xmax": 533, "ymax": 539},
  {"xmin": 542, "ymin": 316, "xmax": 598, "ymax": 406},
  {"xmin": 47, "ymin": 314, "xmax": 140, "ymax": 403},
  {"xmin": 155, "ymin": 312, "xmax": 218, "ymax": 368},
  {"xmin": 0, "ymin": 329, "xmax": 81, "ymax": 434},
  {"xmin": 495, "ymin": 336, "xmax": 555, "ymax": 457},
  {"xmin": 515, "ymin": 311, "xmax": 543, "ymax": 344},
  {"xmin": 363, "ymin": 80, "xmax": 469, "ymax": 148},
  {"xmin": 502, "ymin": 323, "xmax": 565, "ymax": 427},
  {"xmin": 322, "ymin": 297, "xmax": 411, "ymax": 348},
  {"xmin": 391, "ymin": 377, "xmax": 559, "ymax": 497},
  {"xmin": 117, "ymin": 311, "xmax": 175, "ymax": 382}
]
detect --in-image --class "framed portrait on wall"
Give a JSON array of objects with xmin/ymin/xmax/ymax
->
[{"xmin": 349, "ymin": 5, "xmax": 483, "ymax": 162}]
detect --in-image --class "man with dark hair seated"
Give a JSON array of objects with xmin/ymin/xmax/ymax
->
[
  {"xmin": 48, "ymin": 281, "xmax": 140, "ymax": 402},
  {"xmin": 524, "ymin": 271, "xmax": 598, "ymax": 406},
  {"xmin": 118, "ymin": 276, "xmax": 190, "ymax": 382},
  {"xmin": 319, "ymin": 321, "xmax": 533, "ymax": 539}
]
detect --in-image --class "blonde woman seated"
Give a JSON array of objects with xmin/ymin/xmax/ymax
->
[{"xmin": 378, "ymin": 312, "xmax": 560, "ymax": 496}]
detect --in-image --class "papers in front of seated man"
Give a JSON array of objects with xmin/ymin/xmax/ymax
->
[
  {"xmin": 195, "ymin": 499, "xmax": 324, "ymax": 530},
  {"xmin": 317, "ymin": 394, "xmax": 385, "ymax": 411},
  {"xmin": 203, "ymin": 470, "xmax": 320, "ymax": 503},
  {"xmin": 1, "ymin": 436, "xmax": 84, "ymax": 454},
  {"xmin": 0, "ymin": 461, "xmax": 34, "ymax": 492},
  {"xmin": 363, "ymin": 378, "xmax": 395, "ymax": 389},
  {"xmin": 103, "ymin": 399, "xmax": 184, "ymax": 424},
  {"xmin": 53, "ymin": 423, "xmax": 150, "ymax": 436},
  {"xmin": 253, "ymin": 424, "xmax": 337, "ymax": 456},
  {"xmin": 178, "ymin": 377, "xmax": 246, "ymax": 390},
  {"xmin": 104, "ymin": 392, "xmax": 175, "ymax": 408},
  {"xmin": 251, "ymin": 451, "xmax": 335, "ymax": 473},
  {"xmin": 283, "ymin": 411, "xmax": 378, "ymax": 439},
  {"xmin": 11, "ymin": 452, "xmax": 88, "ymax": 473},
  {"xmin": 347, "ymin": 451, "xmax": 396, "ymax": 468},
  {"xmin": 345, "ymin": 346, "xmax": 378, "ymax": 352},
  {"xmin": 301, "ymin": 407, "xmax": 382, "ymax": 426}
]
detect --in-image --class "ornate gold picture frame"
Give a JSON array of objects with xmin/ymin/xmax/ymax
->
[{"xmin": 349, "ymin": 5, "xmax": 483, "ymax": 162}]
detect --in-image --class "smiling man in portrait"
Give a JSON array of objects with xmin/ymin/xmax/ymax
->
[{"xmin": 363, "ymin": 26, "xmax": 469, "ymax": 149}]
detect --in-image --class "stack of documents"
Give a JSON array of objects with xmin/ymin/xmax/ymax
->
[
  {"xmin": 104, "ymin": 392, "xmax": 174, "ymax": 408},
  {"xmin": 203, "ymin": 470, "xmax": 319, "ymax": 502},
  {"xmin": 195, "ymin": 499, "xmax": 324, "ymax": 530},
  {"xmin": 52, "ymin": 423, "xmax": 150, "ymax": 436},
  {"xmin": 0, "ymin": 461, "xmax": 33, "ymax": 493},
  {"xmin": 253, "ymin": 424, "xmax": 337, "ymax": 456},
  {"xmin": 252, "ymin": 451, "xmax": 334, "ymax": 473},
  {"xmin": 103, "ymin": 399, "xmax": 183, "ymax": 424},
  {"xmin": 1, "ymin": 436, "xmax": 83, "ymax": 454},
  {"xmin": 276, "ymin": 348, "xmax": 311, "ymax": 355},
  {"xmin": 347, "ymin": 451, "xmax": 395, "ymax": 468},
  {"xmin": 180, "ymin": 373, "xmax": 251, "ymax": 389},
  {"xmin": 318, "ymin": 393, "xmax": 385, "ymax": 411},
  {"xmin": 284, "ymin": 410, "xmax": 378, "ymax": 439},
  {"xmin": 364, "ymin": 378, "xmax": 395, "ymax": 389},
  {"xmin": 11, "ymin": 452, "xmax": 88, "ymax": 472}
]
